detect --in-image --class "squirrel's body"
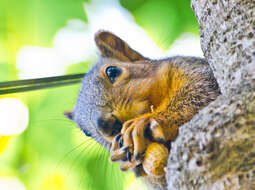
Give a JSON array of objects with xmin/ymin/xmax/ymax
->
[{"xmin": 65, "ymin": 31, "xmax": 220, "ymax": 190}]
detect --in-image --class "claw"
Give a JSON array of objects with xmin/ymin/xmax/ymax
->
[
  {"xmin": 111, "ymin": 133, "xmax": 121, "ymax": 152},
  {"xmin": 118, "ymin": 136, "xmax": 123, "ymax": 148},
  {"xmin": 127, "ymin": 151, "xmax": 132, "ymax": 162},
  {"xmin": 120, "ymin": 160, "xmax": 137, "ymax": 171},
  {"xmin": 115, "ymin": 133, "xmax": 122, "ymax": 141},
  {"xmin": 123, "ymin": 126, "xmax": 134, "ymax": 151},
  {"xmin": 112, "ymin": 115, "xmax": 172, "ymax": 176},
  {"xmin": 121, "ymin": 156, "xmax": 127, "ymax": 162},
  {"xmin": 134, "ymin": 152, "xmax": 144, "ymax": 162},
  {"xmin": 111, "ymin": 146, "xmax": 128, "ymax": 162},
  {"xmin": 133, "ymin": 164, "xmax": 147, "ymax": 177},
  {"xmin": 132, "ymin": 119, "xmax": 148, "ymax": 162}
]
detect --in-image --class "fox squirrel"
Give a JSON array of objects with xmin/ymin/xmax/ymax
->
[{"xmin": 64, "ymin": 31, "xmax": 220, "ymax": 190}]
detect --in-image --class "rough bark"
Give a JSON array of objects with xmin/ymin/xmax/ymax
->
[{"xmin": 166, "ymin": 0, "xmax": 255, "ymax": 189}]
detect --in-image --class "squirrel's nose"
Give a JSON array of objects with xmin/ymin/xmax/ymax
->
[
  {"xmin": 111, "ymin": 118, "xmax": 122, "ymax": 136},
  {"xmin": 96, "ymin": 115, "xmax": 122, "ymax": 137}
]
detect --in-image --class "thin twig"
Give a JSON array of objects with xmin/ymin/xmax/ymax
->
[{"xmin": 0, "ymin": 73, "xmax": 86, "ymax": 95}]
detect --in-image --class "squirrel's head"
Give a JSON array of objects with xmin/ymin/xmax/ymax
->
[{"xmin": 65, "ymin": 31, "xmax": 159, "ymax": 148}]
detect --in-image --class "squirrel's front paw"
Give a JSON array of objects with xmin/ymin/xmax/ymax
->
[
  {"xmin": 110, "ymin": 115, "xmax": 174, "ymax": 176},
  {"xmin": 111, "ymin": 116, "xmax": 165, "ymax": 161}
]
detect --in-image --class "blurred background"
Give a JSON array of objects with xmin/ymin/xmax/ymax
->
[{"xmin": 0, "ymin": 0, "xmax": 202, "ymax": 189}]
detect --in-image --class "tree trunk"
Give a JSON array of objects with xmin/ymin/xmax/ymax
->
[{"xmin": 166, "ymin": 0, "xmax": 255, "ymax": 189}]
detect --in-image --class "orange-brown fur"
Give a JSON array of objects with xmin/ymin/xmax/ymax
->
[{"xmin": 67, "ymin": 31, "xmax": 221, "ymax": 190}]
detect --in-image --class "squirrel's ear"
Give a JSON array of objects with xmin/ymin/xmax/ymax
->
[
  {"xmin": 64, "ymin": 111, "xmax": 74, "ymax": 121},
  {"xmin": 95, "ymin": 30, "xmax": 146, "ymax": 62}
]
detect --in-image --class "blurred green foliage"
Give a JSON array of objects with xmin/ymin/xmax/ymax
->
[
  {"xmin": 0, "ymin": 0, "xmax": 87, "ymax": 80},
  {"xmin": 0, "ymin": 0, "xmax": 87, "ymax": 46},
  {"xmin": 0, "ymin": 0, "xmax": 198, "ymax": 190},
  {"xmin": 120, "ymin": 0, "xmax": 198, "ymax": 49}
]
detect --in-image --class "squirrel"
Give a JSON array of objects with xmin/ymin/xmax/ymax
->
[{"xmin": 64, "ymin": 30, "xmax": 221, "ymax": 190}]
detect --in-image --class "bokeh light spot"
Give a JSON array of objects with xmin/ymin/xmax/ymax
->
[
  {"xmin": 0, "ymin": 97, "xmax": 29, "ymax": 136},
  {"xmin": 0, "ymin": 177, "xmax": 26, "ymax": 190}
]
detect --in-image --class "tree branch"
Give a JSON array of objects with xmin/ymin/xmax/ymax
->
[{"xmin": 166, "ymin": 1, "xmax": 255, "ymax": 189}]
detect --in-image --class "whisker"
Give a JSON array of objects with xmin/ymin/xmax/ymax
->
[
  {"xmin": 95, "ymin": 145, "xmax": 105, "ymax": 187},
  {"xmin": 84, "ymin": 141, "xmax": 102, "ymax": 189},
  {"xmin": 54, "ymin": 139, "xmax": 91, "ymax": 173},
  {"xmin": 31, "ymin": 118, "xmax": 73, "ymax": 125},
  {"xmin": 102, "ymin": 147, "xmax": 109, "ymax": 189},
  {"xmin": 77, "ymin": 139, "xmax": 97, "ymax": 190},
  {"xmin": 60, "ymin": 138, "xmax": 93, "ymax": 164}
]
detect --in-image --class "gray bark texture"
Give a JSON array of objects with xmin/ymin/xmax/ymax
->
[{"xmin": 166, "ymin": 0, "xmax": 255, "ymax": 190}]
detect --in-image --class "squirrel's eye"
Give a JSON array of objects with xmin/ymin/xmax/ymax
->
[
  {"xmin": 82, "ymin": 129, "xmax": 91, "ymax": 137},
  {"xmin": 105, "ymin": 66, "xmax": 122, "ymax": 83}
]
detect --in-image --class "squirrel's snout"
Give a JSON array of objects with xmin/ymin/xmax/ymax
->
[{"xmin": 96, "ymin": 115, "xmax": 122, "ymax": 138}]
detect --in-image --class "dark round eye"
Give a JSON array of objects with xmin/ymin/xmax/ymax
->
[
  {"xmin": 105, "ymin": 66, "xmax": 122, "ymax": 83},
  {"xmin": 81, "ymin": 129, "xmax": 91, "ymax": 137}
]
